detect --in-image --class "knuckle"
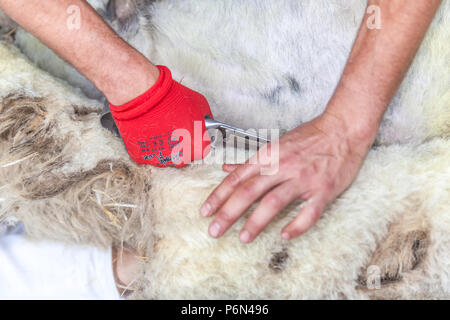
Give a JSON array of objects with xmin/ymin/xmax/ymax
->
[
  {"xmin": 311, "ymin": 208, "xmax": 321, "ymax": 221},
  {"xmin": 322, "ymin": 179, "xmax": 335, "ymax": 192},
  {"xmin": 264, "ymin": 194, "xmax": 283, "ymax": 210},
  {"xmin": 292, "ymin": 167, "xmax": 311, "ymax": 181},
  {"xmin": 226, "ymin": 171, "xmax": 241, "ymax": 186},
  {"xmin": 291, "ymin": 226, "xmax": 303, "ymax": 236},
  {"xmin": 309, "ymin": 205, "xmax": 323, "ymax": 223},
  {"xmin": 207, "ymin": 193, "xmax": 221, "ymax": 208},
  {"xmin": 245, "ymin": 220, "xmax": 263, "ymax": 235},
  {"xmin": 302, "ymin": 166, "xmax": 315, "ymax": 177},
  {"xmin": 289, "ymin": 223, "xmax": 306, "ymax": 237},
  {"xmin": 240, "ymin": 182, "xmax": 256, "ymax": 196},
  {"xmin": 219, "ymin": 209, "xmax": 235, "ymax": 223},
  {"xmin": 281, "ymin": 155, "xmax": 298, "ymax": 168}
]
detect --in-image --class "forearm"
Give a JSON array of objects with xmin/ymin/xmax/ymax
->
[
  {"xmin": 324, "ymin": 0, "xmax": 442, "ymax": 142},
  {"xmin": 0, "ymin": 0, "xmax": 159, "ymax": 105}
]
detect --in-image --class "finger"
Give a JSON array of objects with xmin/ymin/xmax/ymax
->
[
  {"xmin": 208, "ymin": 174, "xmax": 283, "ymax": 238},
  {"xmin": 239, "ymin": 181, "xmax": 301, "ymax": 243},
  {"xmin": 222, "ymin": 163, "xmax": 240, "ymax": 172},
  {"xmin": 281, "ymin": 196, "xmax": 327, "ymax": 240},
  {"xmin": 201, "ymin": 163, "xmax": 261, "ymax": 217}
]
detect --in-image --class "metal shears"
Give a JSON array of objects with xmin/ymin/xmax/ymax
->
[{"xmin": 203, "ymin": 116, "xmax": 271, "ymax": 146}]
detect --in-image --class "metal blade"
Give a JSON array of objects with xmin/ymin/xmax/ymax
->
[{"xmin": 204, "ymin": 116, "xmax": 271, "ymax": 144}]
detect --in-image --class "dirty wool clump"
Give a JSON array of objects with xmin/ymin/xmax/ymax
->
[
  {"xmin": 0, "ymin": 41, "xmax": 449, "ymax": 299},
  {"xmin": 0, "ymin": 42, "xmax": 154, "ymax": 252}
]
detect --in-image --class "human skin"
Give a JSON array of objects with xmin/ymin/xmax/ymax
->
[
  {"xmin": 0, "ymin": 0, "xmax": 159, "ymax": 106},
  {"xmin": 112, "ymin": 247, "xmax": 141, "ymax": 295},
  {"xmin": 201, "ymin": 0, "xmax": 443, "ymax": 243}
]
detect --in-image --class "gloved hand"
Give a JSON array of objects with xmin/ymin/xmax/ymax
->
[{"xmin": 109, "ymin": 65, "xmax": 213, "ymax": 167}]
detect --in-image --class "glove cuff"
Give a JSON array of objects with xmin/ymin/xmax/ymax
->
[{"xmin": 109, "ymin": 65, "xmax": 173, "ymax": 121}]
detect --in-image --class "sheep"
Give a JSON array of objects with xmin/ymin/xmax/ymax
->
[
  {"xmin": 0, "ymin": 0, "xmax": 449, "ymax": 299},
  {"xmin": 0, "ymin": 40, "xmax": 449, "ymax": 299}
]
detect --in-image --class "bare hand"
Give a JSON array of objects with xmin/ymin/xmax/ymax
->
[{"xmin": 200, "ymin": 113, "xmax": 374, "ymax": 242}]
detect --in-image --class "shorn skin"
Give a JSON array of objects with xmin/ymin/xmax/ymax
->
[{"xmin": 0, "ymin": 1, "xmax": 449, "ymax": 298}]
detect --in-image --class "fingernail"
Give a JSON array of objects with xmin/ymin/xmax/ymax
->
[
  {"xmin": 201, "ymin": 202, "xmax": 211, "ymax": 217},
  {"xmin": 209, "ymin": 222, "xmax": 221, "ymax": 238},
  {"xmin": 281, "ymin": 232, "xmax": 290, "ymax": 240},
  {"xmin": 240, "ymin": 230, "xmax": 251, "ymax": 243}
]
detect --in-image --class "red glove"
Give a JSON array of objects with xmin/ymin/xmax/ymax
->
[{"xmin": 109, "ymin": 65, "xmax": 213, "ymax": 167}]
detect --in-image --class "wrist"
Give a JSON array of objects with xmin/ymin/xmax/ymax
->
[
  {"xmin": 99, "ymin": 51, "xmax": 160, "ymax": 106},
  {"xmin": 321, "ymin": 107, "xmax": 378, "ymax": 144},
  {"xmin": 323, "ymin": 88, "xmax": 385, "ymax": 144},
  {"xmin": 315, "ymin": 104, "xmax": 378, "ymax": 157},
  {"xmin": 314, "ymin": 110, "xmax": 375, "ymax": 161}
]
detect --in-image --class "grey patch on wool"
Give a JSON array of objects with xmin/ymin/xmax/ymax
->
[
  {"xmin": 140, "ymin": 0, "xmax": 159, "ymax": 19},
  {"xmin": 262, "ymin": 75, "xmax": 302, "ymax": 105},
  {"xmin": 263, "ymin": 85, "xmax": 284, "ymax": 105},
  {"xmin": 70, "ymin": 104, "xmax": 103, "ymax": 121},
  {"xmin": 101, "ymin": 0, "xmax": 155, "ymax": 40},
  {"xmin": 0, "ymin": 9, "xmax": 17, "ymax": 37},
  {"xmin": 286, "ymin": 75, "xmax": 301, "ymax": 95},
  {"xmin": 269, "ymin": 246, "xmax": 289, "ymax": 272}
]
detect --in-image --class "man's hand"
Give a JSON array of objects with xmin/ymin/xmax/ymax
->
[
  {"xmin": 201, "ymin": 113, "xmax": 372, "ymax": 242},
  {"xmin": 201, "ymin": 0, "xmax": 442, "ymax": 242}
]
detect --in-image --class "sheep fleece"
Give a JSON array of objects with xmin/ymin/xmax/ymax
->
[{"xmin": 0, "ymin": 1, "xmax": 449, "ymax": 299}]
